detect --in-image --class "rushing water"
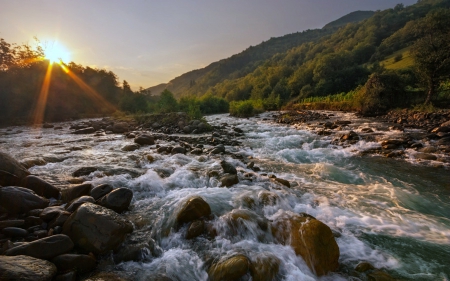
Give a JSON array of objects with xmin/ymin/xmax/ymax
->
[{"xmin": 1, "ymin": 112, "xmax": 449, "ymax": 281}]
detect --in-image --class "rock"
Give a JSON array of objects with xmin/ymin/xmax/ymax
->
[
  {"xmin": 414, "ymin": 153, "xmax": 437, "ymax": 161},
  {"xmin": 122, "ymin": 144, "xmax": 140, "ymax": 152},
  {"xmin": 97, "ymin": 188, "xmax": 133, "ymax": 213},
  {"xmin": 40, "ymin": 206, "xmax": 66, "ymax": 221},
  {"xmin": 272, "ymin": 177, "xmax": 290, "ymax": 188},
  {"xmin": 48, "ymin": 212, "xmax": 72, "ymax": 229},
  {"xmin": 271, "ymin": 211, "xmax": 339, "ymax": 276},
  {"xmin": 43, "ymin": 123, "xmax": 54, "ymax": 128},
  {"xmin": 51, "ymin": 254, "xmax": 96, "ymax": 273},
  {"xmin": 61, "ymin": 183, "xmax": 93, "ymax": 203},
  {"xmin": 224, "ymin": 209, "xmax": 268, "ymax": 232},
  {"xmin": 0, "ymin": 186, "xmax": 49, "ymax": 215},
  {"xmin": 208, "ymin": 254, "xmax": 250, "ymax": 281},
  {"xmin": 258, "ymin": 191, "xmax": 279, "ymax": 206},
  {"xmin": 209, "ymin": 144, "xmax": 225, "ymax": 154},
  {"xmin": 0, "ymin": 152, "xmax": 30, "ymax": 181},
  {"xmin": 220, "ymin": 160, "xmax": 237, "ymax": 174},
  {"xmin": 72, "ymin": 167, "xmax": 98, "ymax": 177},
  {"xmin": 84, "ymin": 272, "xmax": 130, "ymax": 281},
  {"xmin": 0, "ymin": 170, "xmax": 21, "ymax": 186},
  {"xmin": 0, "ymin": 219, "xmax": 25, "ymax": 229},
  {"xmin": 24, "ymin": 216, "xmax": 42, "ymax": 227},
  {"xmin": 62, "ymin": 203, "xmax": 133, "ymax": 254},
  {"xmin": 113, "ymin": 242, "xmax": 153, "ymax": 263},
  {"xmin": 21, "ymin": 175, "xmax": 61, "ymax": 199},
  {"xmin": 134, "ymin": 134, "xmax": 155, "ymax": 145},
  {"xmin": 176, "ymin": 196, "xmax": 211, "ymax": 225},
  {"xmin": 0, "ymin": 255, "xmax": 57, "ymax": 281},
  {"xmin": 66, "ymin": 196, "xmax": 95, "ymax": 212},
  {"xmin": 112, "ymin": 122, "xmax": 129, "ymax": 133},
  {"xmin": 72, "ymin": 127, "xmax": 95, "ymax": 134},
  {"xmin": 355, "ymin": 261, "xmax": 375, "ymax": 272},
  {"xmin": 171, "ymin": 146, "xmax": 186, "ymax": 155},
  {"xmin": 190, "ymin": 148, "xmax": 203, "ymax": 155},
  {"xmin": 54, "ymin": 271, "xmax": 77, "ymax": 281},
  {"xmin": 5, "ymin": 234, "xmax": 74, "ymax": 259},
  {"xmin": 249, "ymin": 252, "xmax": 280, "ymax": 281},
  {"xmin": 157, "ymin": 146, "xmax": 171, "ymax": 154},
  {"xmin": 432, "ymin": 126, "xmax": 450, "ymax": 133},
  {"xmin": 220, "ymin": 174, "xmax": 239, "ymax": 187},
  {"xmin": 20, "ymin": 158, "xmax": 47, "ymax": 169},
  {"xmin": 340, "ymin": 131, "xmax": 359, "ymax": 142},
  {"xmin": 367, "ymin": 270, "xmax": 396, "ymax": 281},
  {"xmin": 2, "ymin": 227, "xmax": 28, "ymax": 238},
  {"xmin": 186, "ymin": 220, "xmax": 205, "ymax": 239}
]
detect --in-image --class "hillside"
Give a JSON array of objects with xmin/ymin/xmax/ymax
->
[
  {"xmin": 146, "ymin": 10, "xmax": 376, "ymax": 97},
  {"xmin": 323, "ymin": 11, "xmax": 375, "ymax": 29}
]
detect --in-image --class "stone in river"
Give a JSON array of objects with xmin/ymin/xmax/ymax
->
[
  {"xmin": 0, "ymin": 186, "xmax": 49, "ymax": 215},
  {"xmin": 51, "ymin": 254, "xmax": 96, "ymax": 273},
  {"xmin": 220, "ymin": 160, "xmax": 237, "ymax": 174},
  {"xmin": 5, "ymin": 234, "xmax": 74, "ymax": 260},
  {"xmin": 0, "ymin": 151, "xmax": 30, "ymax": 181},
  {"xmin": 0, "ymin": 255, "xmax": 57, "ymax": 281},
  {"xmin": 61, "ymin": 183, "xmax": 93, "ymax": 203},
  {"xmin": 176, "ymin": 196, "xmax": 211, "ymax": 225},
  {"xmin": 65, "ymin": 196, "xmax": 95, "ymax": 212},
  {"xmin": 97, "ymin": 188, "xmax": 133, "ymax": 213},
  {"xmin": 90, "ymin": 184, "xmax": 113, "ymax": 200},
  {"xmin": 220, "ymin": 174, "xmax": 239, "ymax": 187},
  {"xmin": 134, "ymin": 134, "xmax": 155, "ymax": 145},
  {"xmin": 21, "ymin": 175, "xmax": 61, "ymax": 199},
  {"xmin": 208, "ymin": 254, "xmax": 250, "ymax": 281},
  {"xmin": 2, "ymin": 227, "xmax": 28, "ymax": 238},
  {"xmin": 62, "ymin": 203, "xmax": 133, "ymax": 254}
]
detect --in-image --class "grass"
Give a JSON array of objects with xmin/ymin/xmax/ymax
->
[{"xmin": 381, "ymin": 47, "xmax": 414, "ymax": 70}]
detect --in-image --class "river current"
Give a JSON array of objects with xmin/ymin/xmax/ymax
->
[{"xmin": 0, "ymin": 112, "xmax": 449, "ymax": 280}]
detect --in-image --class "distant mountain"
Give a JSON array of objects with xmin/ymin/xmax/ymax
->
[
  {"xmin": 323, "ymin": 11, "xmax": 375, "ymax": 29},
  {"xmin": 147, "ymin": 10, "xmax": 374, "ymax": 97}
]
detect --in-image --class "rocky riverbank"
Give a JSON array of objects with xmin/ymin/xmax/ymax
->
[{"xmin": 274, "ymin": 109, "xmax": 450, "ymax": 167}]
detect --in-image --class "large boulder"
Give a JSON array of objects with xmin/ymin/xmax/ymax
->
[
  {"xmin": 0, "ymin": 170, "xmax": 21, "ymax": 186},
  {"xmin": 134, "ymin": 134, "xmax": 155, "ymax": 145},
  {"xmin": 21, "ymin": 175, "xmax": 61, "ymax": 199},
  {"xmin": 66, "ymin": 196, "xmax": 95, "ymax": 212},
  {"xmin": 5, "ymin": 234, "xmax": 74, "ymax": 260},
  {"xmin": 97, "ymin": 188, "xmax": 133, "ymax": 213},
  {"xmin": 208, "ymin": 254, "xmax": 250, "ymax": 281},
  {"xmin": 90, "ymin": 184, "xmax": 113, "ymax": 200},
  {"xmin": 112, "ymin": 122, "xmax": 130, "ymax": 134},
  {"xmin": 0, "ymin": 186, "xmax": 49, "ymax": 215},
  {"xmin": 51, "ymin": 254, "xmax": 96, "ymax": 273},
  {"xmin": 271, "ymin": 211, "xmax": 339, "ymax": 276},
  {"xmin": 62, "ymin": 203, "xmax": 133, "ymax": 254},
  {"xmin": 176, "ymin": 196, "xmax": 211, "ymax": 225},
  {"xmin": 249, "ymin": 252, "xmax": 280, "ymax": 281},
  {"xmin": 0, "ymin": 255, "xmax": 57, "ymax": 281}
]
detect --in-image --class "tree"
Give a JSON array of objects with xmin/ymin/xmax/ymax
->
[
  {"xmin": 410, "ymin": 9, "xmax": 450, "ymax": 104},
  {"xmin": 158, "ymin": 89, "xmax": 178, "ymax": 113}
]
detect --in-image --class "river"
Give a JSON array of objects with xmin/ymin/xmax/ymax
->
[{"xmin": 0, "ymin": 111, "xmax": 449, "ymax": 281}]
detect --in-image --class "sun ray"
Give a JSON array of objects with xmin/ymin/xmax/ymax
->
[{"xmin": 32, "ymin": 62, "xmax": 53, "ymax": 126}]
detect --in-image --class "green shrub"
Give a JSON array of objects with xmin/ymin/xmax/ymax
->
[{"xmin": 229, "ymin": 100, "xmax": 255, "ymax": 117}]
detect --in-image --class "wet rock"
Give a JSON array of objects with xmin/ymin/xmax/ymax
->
[
  {"xmin": 122, "ymin": 144, "xmax": 140, "ymax": 152},
  {"xmin": 190, "ymin": 148, "xmax": 203, "ymax": 155},
  {"xmin": 84, "ymin": 271, "xmax": 130, "ymax": 281},
  {"xmin": 21, "ymin": 175, "xmax": 61, "ymax": 199},
  {"xmin": 72, "ymin": 127, "xmax": 95, "ymax": 134},
  {"xmin": 208, "ymin": 254, "xmax": 250, "ymax": 281},
  {"xmin": 40, "ymin": 206, "xmax": 66, "ymax": 221},
  {"xmin": 414, "ymin": 153, "xmax": 437, "ymax": 161},
  {"xmin": 340, "ymin": 131, "xmax": 359, "ymax": 142},
  {"xmin": 272, "ymin": 177, "xmax": 290, "ymax": 188},
  {"xmin": 20, "ymin": 157, "xmax": 47, "ymax": 169},
  {"xmin": 0, "ymin": 186, "xmax": 49, "ymax": 215},
  {"xmin": 66, "ymin": 196, "xmax": 95, "ymax": 212},
  {"xmin": 48, "ymin": 212, "xmax": 72, "ymax": 229},
  {"xmin": 5, "ymin": 234, "xmax": 74, "ymax": 259},
  {"xmin": 97, "ymin": 188, "xmax": 133, "ymax": 213},
  {"xmin": 249, "ymin": 252, "xmax": 280, "ymax": 281},
  {"xmin": 176, "ymin": 196, "xmax": 211, "ymax": 225},
  {"xmin": 2, "ymin": 227, "xmax": 28, "ymax": 238},
  {"xmin": 224, "ymin": 209, "xmax": 268, "ymax": 232},
  {"xmin": 51, "ymin": 254, "xmax": 96, "ymax": 273},
  {"xmin": 157, "ymin": 146, "xmax": 171, "ymax": 154},
  {"xmin": 62, "ymin": 203, "xmax": 133, "ymax": 254},
  {"xmin": 335, "ymin": 120, "xmax": 351, "ymax": 125},
  {"xmin": 220, "ymin": 174, "xmax": 239, "ymax": 187},
  {"xmin": 220, "ymin": 160, "xmax": 237, "ymax": 174},
  {"xmin": 209, "ymin": 144, "xmax": 225, "ymax": 154},
  {"xmin": 432, "ymin": 126, "xmax": 450, "ymax": 133},
  {"xmin": 24, "ymin": 216, "xmax": 43, "ymax": 228},
  {"xmin": 0, "ymin": 170, "xmax": 21, "ymax": 186},
  {"xmin": 0, "ymin": 219, "xmax": 25, "ymax": 229},
  {"xmin": 0, "ymin": 255, "xmax": 57, "ymax": 281},
  {"xmin": 0, "ymin": 151, "xmax": 30, "ymax": 183},
  {"xmin": 271, "ymin": 211, "xmax": 339, "ymax": 276},
  {"xmin": 112, "ymin": 122, "xmax": 130, "ymax": 134},
  {"xmin": 258, "ymin": 191, "xmax": 279, "ymax": 206},
  {"xmin": 61, "ymin": 183, "xmax": 93, "ymax": 203},
  {"xmin": 72, "ymin": 167, "xmax": 98, "ymax": 177},
  {"xmin": 171, "ymin": 146, "xmax": 186, "ymax": 154},
  {"xmin": 90, "ymin": 184, "xmax": 113, "ymax": 200},
  {"xmin": 134, "ymin": 134, "xmax": 155, "ymax": 145},
  {"xmin": 154, "ymin": 167, "xmax": 174, "ymax": 178},
  {"xmin": 355, "ymin": 261, "xmax": 375, "ymax": 272},
  {"xmin": 186, "ymin": 220, "xmax": 205, "ymax": 239},
  {"xmin": 367, "ymin": 270, "xmax": 397, "ymax": 281}
]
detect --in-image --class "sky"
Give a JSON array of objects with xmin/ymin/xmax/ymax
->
[{"xmin": 1, "ymin": 0, "xmax": 417, "ymax": 90}]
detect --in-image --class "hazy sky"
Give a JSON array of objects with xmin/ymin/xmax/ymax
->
[{"xmin": 1, "ymin": 0, "xmax": 417, "ymax": 90}]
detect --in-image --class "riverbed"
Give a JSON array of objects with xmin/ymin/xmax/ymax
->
[{"xmin": 0, "ymin": 111, "xmax": 449, "ymax": 280}]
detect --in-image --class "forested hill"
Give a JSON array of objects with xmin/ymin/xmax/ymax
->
[{"xmin": 323, "ymin": 11, "xmax": 375, "ymax": 29}]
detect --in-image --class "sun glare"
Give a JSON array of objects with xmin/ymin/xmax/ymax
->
[{"xmin": 44, "ymin": 41, "xmax": 71, "ymax": 63}]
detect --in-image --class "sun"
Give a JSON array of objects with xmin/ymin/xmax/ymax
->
[{"xmin": 44, "ymin": 41, "xmax": 71, "ymax": 64}]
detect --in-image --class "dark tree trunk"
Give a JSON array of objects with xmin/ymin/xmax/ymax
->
[{"xmin": 424, "ymin": 79, "xmax": 435, "ymax": 105}]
